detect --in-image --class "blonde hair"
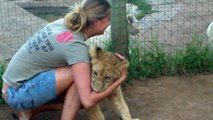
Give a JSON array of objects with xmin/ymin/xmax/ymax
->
[{"xmin": 64, "ymin": 0, "xmax": 111, "ymax": 32}]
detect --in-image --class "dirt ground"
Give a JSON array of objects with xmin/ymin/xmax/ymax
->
[{"xmin": 0, "ymin": 73, "xmax": 213, "ymax": 120}]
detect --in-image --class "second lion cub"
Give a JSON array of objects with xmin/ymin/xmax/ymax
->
[{"xmin": 87, "ymin": 46, "xmax": 140, "ymax": 120}]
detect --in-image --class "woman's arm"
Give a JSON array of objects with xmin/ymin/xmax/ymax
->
[{"xmin": 71, "ymin": 62, "xmax": 127, "ymax": 109}]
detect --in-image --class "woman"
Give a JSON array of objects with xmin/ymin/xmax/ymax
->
[{"xmin": 1, "ymin": 0, "xmax": 127, "ymax": 120}]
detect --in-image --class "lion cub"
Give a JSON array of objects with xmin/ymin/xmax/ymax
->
[{"xmin": 87, "ymin": 46, "xmax": 140, "ymax": 120}]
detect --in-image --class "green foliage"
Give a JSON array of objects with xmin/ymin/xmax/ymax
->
[
  {"xmin": 174, "ymin": 35, "xmax": 213, "ymax": 74},
  {"xmin": 133, "ymin": 35, "xmax": 213, "ymax": 80},
  {"xmin": 103, "ymin": 39, "xmax": 113, "ymax": 52},
  {"xmin": 129, "ymin": 0, "xmax": 152, "ymax": 19},
  {"xmin": 128, "ymin": 40, "xmax": 144, "ymax": 79},
  {"xmin": 88, "ymin": 32, "xmax": 213, "ymax": 88},
  {"xmin": 0, "ymin": 61, "xmax": 6, "ymax": 104},
  {"xmin": 128, "ymin": 36, "xmax": 174, "ymax": 80},
  {"xmin": 0, "ymin": 62, "xmax": 6, "ymax": 88},
  {"xmin": 103, "ymin": 34, "xmax": 213, "ymax": 82}
]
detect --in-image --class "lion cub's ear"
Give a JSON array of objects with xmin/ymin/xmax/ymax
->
[
  {"xmin": 116, "ymin": 59, "xmax": 129, "ymax": 72},
  {"xmin": 89, "ymin": 45, "xmax": 103, "ymax": 58}
]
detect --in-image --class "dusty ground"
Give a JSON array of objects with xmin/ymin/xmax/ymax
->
[{"xmin": 1, "ymin": 73, "xmax": 213, "ymax": 120}]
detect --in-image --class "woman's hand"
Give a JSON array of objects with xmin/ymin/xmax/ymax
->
[
  {"xmin": 114, "ymin": 53, "xmax": 128, "ymax": 83},
  {"xmin": 118, "ymin": 67, "xmax": 128, "ymax": 83},
  {"xmin": 114, "ymin": 53, "xmax": 125, "ymax": 60}
]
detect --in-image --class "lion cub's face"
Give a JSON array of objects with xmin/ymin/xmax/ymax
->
[{"xmin": 89, "ymin": 46, "xmax": 129, "ymax": 92}]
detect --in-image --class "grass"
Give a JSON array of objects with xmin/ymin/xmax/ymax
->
[
  {"xmin": 0, "ymin": 61, "xmax": 6, "ymax": 104},
  {"xmin": 102, "ymin": 34, "xmax": 213, "ymax": 83},
  {"xmin": 129, "ymin": 0, "xmax": 152, "ymax": 19},
  {"xmin": 127, "ymin": 35, "xmax": 175, "ymax": 81},
  {"xmin": 174, "ymin": 35, "xmax": 213, "ymax": 74}
]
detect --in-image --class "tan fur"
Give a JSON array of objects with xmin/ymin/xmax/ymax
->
[{"xmin": 87, "ymin": 45, "xmax": 140, "ymax": 120}]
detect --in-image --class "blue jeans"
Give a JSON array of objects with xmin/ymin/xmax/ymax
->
[{"xmin": 6, "ymin": 70, "xmax": 57, "ymax": 110}]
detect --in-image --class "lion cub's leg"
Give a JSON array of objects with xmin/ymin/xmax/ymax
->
[
  {"xmin": 108, "ymin": 86, "xmax": 140, "ymax": 120},
  {"xmin": 87, "ymin": 104, "xmax": 105, "ymax": 120}
]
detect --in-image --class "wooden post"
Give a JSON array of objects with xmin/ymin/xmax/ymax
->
[{"xmin": 111, "ymin": 0, "xmax": 129, "ymax": 57}]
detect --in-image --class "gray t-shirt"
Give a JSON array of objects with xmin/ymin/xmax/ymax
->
[{"xmin": 3, "ymin": 19, "xmax": 90, "ymax": 89}]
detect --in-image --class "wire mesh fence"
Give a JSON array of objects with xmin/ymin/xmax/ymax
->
[
  {"xmin": 137, "ymin": 0, "xmax": 213, "ymax": 53},
  {"xmin": 0, "ymin": 0, "xmax": 213, "ymax": 61}
]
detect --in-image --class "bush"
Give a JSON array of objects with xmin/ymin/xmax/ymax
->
[
  {"xmin": 130, "ymin": 0, "xmax": 152, "ymax": 19},
  {"xmin": 117, "ymin": 34, "xmax": 213, "ymax": 82},
  {"xmin": 0, "ymin": 61, "xmax": 6, "ymax": 104},
  {"xmin": 174, "ymin": 35, "xmax": 213, "ymax": 74}
]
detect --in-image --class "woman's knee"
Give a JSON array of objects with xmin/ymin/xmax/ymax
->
[{"xmin": 55, "ymin": 66, "xmax": 74, "ymax": 95}]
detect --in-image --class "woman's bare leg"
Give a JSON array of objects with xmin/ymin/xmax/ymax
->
[
  {"xmin": 20, "ymin": 84, "xmax": 81, "ymax": 120},
  {"xmin": 16, "ymin": 103, "xmax": 63, "ymax": 120},
  {"xmin": 55, "ymin": 66, "xmax": 82, "ymax": 119},
  {"xmin": 61, "ymin": 83, "xmax": 81, "ymax": 120},
  {"xmin": 31, "ymin": 103, "xmax": 64, "ymax": 116},
  {"xmin": 15, "ymin": 66, "xmax": 81, "ymax": 120}
]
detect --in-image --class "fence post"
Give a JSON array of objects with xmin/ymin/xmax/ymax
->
[{"xmin": 111, "ymin": 0, "xmax": 129, "ymax": 57}]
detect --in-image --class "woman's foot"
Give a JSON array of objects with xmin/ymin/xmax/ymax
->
[
  {"xmin": 18, "ymin": 110, "xmax": 32, "ymax": 120},
  {"xmin": 11, "ymin": 109, "xmax": 32, "ymax": 120}
]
